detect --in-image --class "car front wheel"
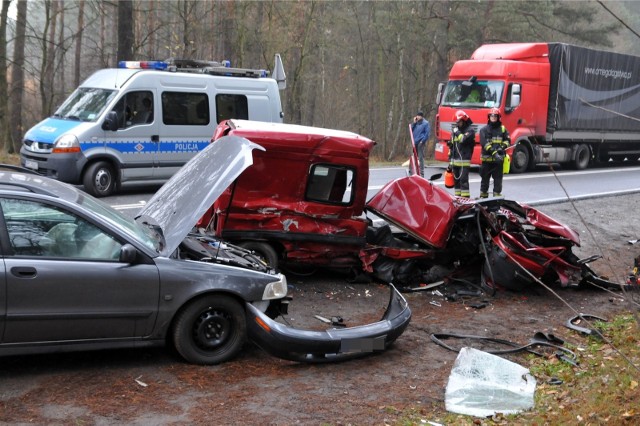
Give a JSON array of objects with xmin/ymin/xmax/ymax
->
[
  {"xmin": 172, "ymin": 295, "xmax": 246, "ymax": 365},
  {"xmin": 83, "ymin": 161, "xmax": 117, "ymax": 197}
]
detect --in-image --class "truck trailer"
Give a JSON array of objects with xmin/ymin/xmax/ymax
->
[{"xmin": 434, "ymin": 42, "xmax": 640, "ymax": 173}]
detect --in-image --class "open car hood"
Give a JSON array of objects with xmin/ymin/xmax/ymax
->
[
  {"xmin": 136, "ymin": 136, "xmax": 264, "ymax": 257},
  {"xmin": 365, "ymin": 175, "xmax": 464, "ymax": 249}
]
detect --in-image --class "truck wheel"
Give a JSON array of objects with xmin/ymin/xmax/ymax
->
[
  {"xmin": 83, "ymin": 161, "xmax": 117, "ymax": 197},
  {"xmin": 239, "ymin": 242, "xmax": 279, "ymax": 270},
  {"xmin": 573, "ymin": 144, "xmax": 590, "ymax": 170},
  {"xmin": 172, "ymin": 295, "xmax": 246, "ymax": 365},
  {"xmin": 510, "ymin": 144, "xmax": 530, "ymax": 174}
]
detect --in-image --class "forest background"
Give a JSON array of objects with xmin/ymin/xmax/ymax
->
[{"xmin": 1, "ymin": 0, "xmax": 640, "ymax": 163}]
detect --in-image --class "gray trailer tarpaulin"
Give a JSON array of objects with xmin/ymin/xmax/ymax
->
[{"xmin": 547, "ymin": 43, "xmax": 640, "ymax": 133}]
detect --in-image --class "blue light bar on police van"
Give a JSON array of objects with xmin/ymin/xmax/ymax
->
[{"xmin": 118, "ymin": 60, "xmax": 168, "ymax": 70}]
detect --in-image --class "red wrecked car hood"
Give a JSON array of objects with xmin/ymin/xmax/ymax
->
[
  {"xmin": 366, "ymin": 175, "xmax": 580, "ymax": 249},
  {"xmin": 365, "ymin": 175, "xmax": 465, "ymax": 249}
]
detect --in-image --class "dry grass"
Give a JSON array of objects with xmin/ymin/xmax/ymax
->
[
  {"xmin": 0, "ymin": 152, "xmax": 21, "ymax": 166},
  {"xmin": 395, "ymin": 312, "xmax": 640, "ymax": 425}
]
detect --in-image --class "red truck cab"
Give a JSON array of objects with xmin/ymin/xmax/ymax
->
[
  {"xmin": 206, "ymin": 119, "xmax": 376, "ymax": 269},
  {"xmin": 435, "ymin": 43, "xmax": 551, "ymax": 172}
]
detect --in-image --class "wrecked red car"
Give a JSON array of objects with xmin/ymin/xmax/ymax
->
[{"xmin": 201, "ymin": 119, "xmax": 623, "ymax": 293}]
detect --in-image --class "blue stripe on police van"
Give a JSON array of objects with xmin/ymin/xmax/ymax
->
[
  {"xmin": 158, "ymin": 141, "xmax": 208, "ymax": 152},
  {"xmin": 81, "ymin": 140, "xmax": 210, "ymax": 153}
]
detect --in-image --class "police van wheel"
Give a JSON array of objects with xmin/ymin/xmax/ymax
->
[{"xmin": 83, "ymin": 161, "xmax": 117, "ymax": 197}]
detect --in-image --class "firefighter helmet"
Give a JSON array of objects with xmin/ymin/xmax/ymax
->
[
  {"xmin": 488, "ymin": 107, "xmax": 501, "ymax": 119},
  {"xmin": 454, "ymin": 110, "xmax": 469, "ymax": 122}
]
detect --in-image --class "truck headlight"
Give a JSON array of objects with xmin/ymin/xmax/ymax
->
[
  {"xmin": 262, "ymin": 273, "xmax": 288, "ymax": 299},
  {"xmin": 52, "ymin": 134, "xmax": 81, "ymax": 153}
]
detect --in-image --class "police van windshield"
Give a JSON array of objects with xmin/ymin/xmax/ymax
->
[
  {"xmin": 441, "ymin": 80, "xmax": 504, "ymax": 108},
  {"xmin": 53, "ymin": 88, "xmax": 117, "ymax": 122}
]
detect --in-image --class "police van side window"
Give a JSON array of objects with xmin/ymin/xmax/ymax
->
[
  {"xmin": 216, "ymin": 94, "xmax": 248, "ymax": 124},
  {"xmin": 161, "ymin": 92, "xmax": 209, "ymax": 126},
  {"xmin": 111, "ymin": 91, "xmax": 153, "ymax": 129}
]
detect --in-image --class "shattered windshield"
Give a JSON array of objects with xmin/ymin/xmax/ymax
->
[
  {"xmin": 441, "ymin": 80, "xmax": 504, "ymax": 108},
  {"xmin": 53, "ymin": 88, "xmax": 117, "ymax": 122}
]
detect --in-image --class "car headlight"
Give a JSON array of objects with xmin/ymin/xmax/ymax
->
[
  {"xmin": 52, "ymin": 134, "xmax": 81, "ymax": 153},
  {"xmin": 262, "ymin": 273, "xmax": 288, "ymax": 300}
]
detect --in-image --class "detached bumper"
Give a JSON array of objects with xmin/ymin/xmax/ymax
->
[{"xmin": 246, "ymin": 284, "xmax": 412, "ymax": 362}]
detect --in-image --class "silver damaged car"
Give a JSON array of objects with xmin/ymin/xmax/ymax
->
[{"xmin": 0, "ymin": 135, "xmax": 410, "ymax": 364}]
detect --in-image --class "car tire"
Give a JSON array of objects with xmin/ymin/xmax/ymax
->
[
  {"xmin": 83, "ymin": 161, "xmax": 117, "ymax": 197},
  {"xmin": 238, "ymin": 242, "xmax": 279, "ymax": 270},
  {"xmin": 172, "ymin": 295, "xmax": 246, "ymax": 365},
  {"xmin": 510, "ymin": 143, "xmax": 530, "ymax": 174}
]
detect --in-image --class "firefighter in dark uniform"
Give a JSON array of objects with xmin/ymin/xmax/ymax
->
[
  {"xmin": 447, "ymin": 110, "xmax": 475, "ymax": 198},
  {"xmin": 479, "ymin": 107, "xmax": 510, "ymax": 198}
]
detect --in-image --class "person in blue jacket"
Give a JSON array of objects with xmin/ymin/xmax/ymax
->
[{"xmin": 411, "ymin": 111, "xmax": 430, "ymax": 177}]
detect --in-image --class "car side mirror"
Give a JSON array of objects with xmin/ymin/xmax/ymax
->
[
  {"xmin": 102, "ymin": 111, "xmax": 119, "ymax": 131},
  {"xmin": 119, "ymin": 244, "xmax": 138, "ymax": 263}
]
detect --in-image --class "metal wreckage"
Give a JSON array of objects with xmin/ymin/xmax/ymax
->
[{"xmin": 195, "ymin": 119, "xmax": 629, "ymax": 296}]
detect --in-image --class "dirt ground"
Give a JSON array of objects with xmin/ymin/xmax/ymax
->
[{"xmin": 0, "ymin": 194, "xmax": 639, "ymax": 425}]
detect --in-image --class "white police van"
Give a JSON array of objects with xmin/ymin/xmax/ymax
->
[{"xmin": 20, "ymin": 55, "xmax": 286, "ymax": 197}]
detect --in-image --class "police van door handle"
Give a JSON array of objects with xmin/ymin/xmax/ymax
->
[{"xmin": 151, "ymin": 135, "xmax": 159, "ymax": 142}]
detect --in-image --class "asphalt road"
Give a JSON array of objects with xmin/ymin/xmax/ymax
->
[
  {"xmin": 368, "ymin": 163, "xmax": 640, "ymax": 205},
  {"xmin": 108, "ymin": 162, "xmax": 640, "ymax": 216}
]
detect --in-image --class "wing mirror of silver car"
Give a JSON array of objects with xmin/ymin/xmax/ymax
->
[{"xmin": 119, "ymin": 244, "xmax": 137, "ymax": 263}]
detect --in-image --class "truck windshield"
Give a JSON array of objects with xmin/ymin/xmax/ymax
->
[
  {"xmin": 441, "ymin": 80, "xmax": 504, "ymax": 108},
  {"xmin": 53, "ymin": 88, "xmax": 117, "ymax": 122}
]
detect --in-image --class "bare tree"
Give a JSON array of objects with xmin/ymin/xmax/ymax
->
[
  {"xmin": 117, "ymin": 0, "xmax": 133, "ymax": 61},
  {"xmin": 10, "ymin": 0, "xmax": 28, "ymax": 153},
  {"xmin": 74, "ymin": 0, "xmax": 84, "ymax": 87},
  {"xmin": 56, "ymin": 0, "xmax": 65, "ymax": 95},
  {"xmin": 0, "ymin": 0, "xmax": 11, "ymax": 151},
  {"xmin": 38, "ymin": 0, "xmax": 59, "ymax": 116},
  {"xmin": 286, "ymin": 1, "xmax": 316, "ymax": 125}
]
